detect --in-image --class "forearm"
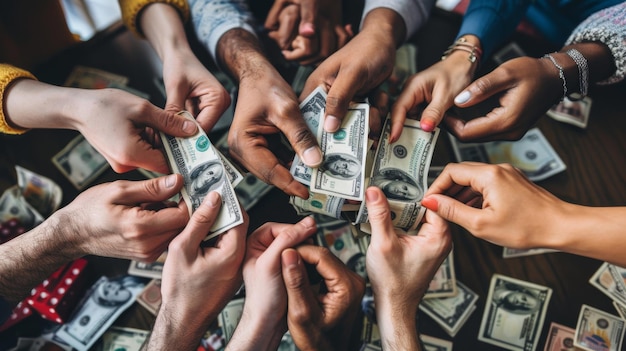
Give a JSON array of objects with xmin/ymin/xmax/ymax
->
[
  {"xmin": 374, "ymin": 296, "xmax": 421, "ymax": 351},
  {"xmin": 216, "ymin": 29, "xmax": 272, "ymax": 84},
  {"xmin": 226, "ymin": 309, "xmax": 284, "ymax": 351},
  {"xmin": 139, "ymin": 3, "xmax": 193, "ymax": 60},
  {"xmin": 0, "ymin": 212, "xmax": 83, "ymax": 304},
  {"xmin": 142, "ymin": 303, "xmax": 214, "ymax": 351},
  {"xmin": 554, "ymin": 42, "xmax": 615, "ymax": 94},
  {"xmin": 361, "ymin": 0, "xmax": 433, "ymax": 41},
  {"xmin": 360, "ymin": 7, "xmax": 407, "ymax": 50}
]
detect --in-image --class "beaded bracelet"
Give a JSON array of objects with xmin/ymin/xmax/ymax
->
[
  {"xmin": 565, "ymin": 48, "xmax": 589, "ymax": 100},
  {"xmin": 442, "ymin": 37, "xmax": 483, "ymax": 64},
  {"xmin": 542, "ymin": 54, "xmax": 567, "ymax": 101}
]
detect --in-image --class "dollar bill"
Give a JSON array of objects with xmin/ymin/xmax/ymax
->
[
  {"xmin": 381, "ymin": 43, "xmax": 417, "ymax": 99},
  {"xmin": 478, "ymin": 274, "xmax": 552, "ymax": 351},
  {"xmin": 607, "ymin": 264, "xmax": 626, "ymax": 295},
  {"xmin": 101, "ymin": 326, "xmax": 149, "ymax": 351},
  {"xmin": 574, "ymin": 304, "xmax": 625, "ymax": 351},
  {"xmin": 160, "ymin": 111, "xmax": 243, "ymax": 240},
  {"xmin": 290, "ymin": 190, "xmax": 345, "ymax": 218},
  {"xmin": 503, "ymin": 247, "xmax": 558, "ymax": 259},
  {"xmin": 127, "ymin": 251, "xmax": 167, "ymax": 279},
  {"xmin": 218, "ymin": 150, "xmax": 244, "ymax": 188},
  {"xmin": 449, "ymin": 128, "xmax": 566, "ymax": 182},
  {"xmin": 290, "ymin": 86, "xmax": 327, "ymax": 186},
  {"xmin": 0, "ymin": 186, "xmax": 44, "ymax": 229},
  {"xmin": 547, "ymin": 96, "xmax": 592, "ymax": 129},
  {"xmin": 55, "ymin": 275, "xmax": 146, "ymax": 351},
  {"xmin": 311, "ymin": 102, "xmax": 369, "ymax": 200},
  {"xmin": 234, "ymin": 174, "xmax": 274, "ymax": 211},
  {"xmin": 291, "ymin": 65, "xmax": 315, "ymax": 96},
  {"xmin": 544, "ymin": 322, "xmax": 581, "ymax": 351},
  {"xmin": 424, "ymin": 251, "xmax": 457, "ymax": 299},
  {"xmin": 613, "ymin": 301, "xmax": 626, "ymax": 321},
  {"xmin": 15, "ymin": 165, "xmax": 62, "ymax": 217},
  {"xmin": 64, "ymin": 66, "xmax": 128, "ymax": 89},
  {"xmin": 218, "ymin": 298, "xmax": 245, "ymax": 343},
  {"xmin": 278, "ymin": 332, "xmax": 298, "ymax": 351},
  {"xmin": 589, "ymin": 262, "xmax": 626, "ymax": 308},
  {"xmin": 361, "ymin": 315, "xmax": 382, "ymax": 347},
  {"xmin": 421, "ymin": 334, "xmax": 453, "ymax": 351},
  {"xmin": 420, "ymin": 281, "xmax": 478, "ymax": 337},
  {"xmin": 136, "ymin": 279, "xmax": 161, "ymax": 315},
  {"xmin": 360, "ymin": 344, "xmax": 382, "ymax": 351},
  {"xmin": 52, "ymin": 134, "xmax": 109, "ymax": 190},
  {"xmin": 318, "ymin": 217, "xmax": 366, "ymax": 279},
  {"xmin": 493, "ymin": 42, "xmax": 526, "ymax": 65},
  {"xmin": 359, "ymin": 117, "xmax": 439, "ymax": 231}
]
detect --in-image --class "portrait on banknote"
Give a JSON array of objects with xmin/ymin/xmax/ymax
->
[
  {"xmin": 319, "ymin": 153, "xmax": 362, "ymax": 180},
  {"xmin": 491, "ymin": 282, "xmax": 542, "ymax": 315},
  {"xmin": 346, "ymin": 252, "xmax": 367, "ymax": 279},
  {"xmin": 370, "ymin": 168, "xmax": 421, "ymax": 202},
  {"xmin": 188, "ymin": 160, "xmax": 225, "ymax": 207},
  {"xmin": 53, "ymin": 136, "xmax": 108, "ymax": 189}
]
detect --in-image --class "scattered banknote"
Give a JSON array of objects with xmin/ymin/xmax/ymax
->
[
  {"xmin": 503, "ymin": 247, "xmax": 558, "ymax": 259},
  {"xmin": 7, "ymin": 337, "xmax": 71, "ymax": 351},
  {"xmin": 318, "ymin": 217, "xmax": 366, "ymax": 279},
  {"xmin": 128, "ymin": 251, "xmax": 167, "ymax": 279},
  {"xmin": 101, "ymin": 326, "xmax": 149, "ymax": 351},
  {"xmin": 382, "ymin": 43, "xmax": 417, "ymax": 99},
  {"xmin": 290, "ymin": 86, "xmax": 327, "ymax": 186},
  {"xmin": 52, "ymin": 134, "xmax": 109, "ymax": 190},
  {"xmin": 424, "ymin": 251, "xmax": 457, "ymax": 299},
  {"xmin": 160, "ymin": 111, "xmax": 243, "ymax": 240},
  {"xmin": 547, "ymin": 96, "xmax": 592, "ymax": 129},
  {"xmin": 291, "ymin": 65, "xmax": 315, "ymax": 96},
  {"xmin": 478, "ymin": 274, "xmax": 552, "ymax": 351},
  {"xmin": 607, "ymin": 264, "xmax": 626, "ymax": 293},
  {"xmin": 64, "ymin": 66, "xmax": 128, "ymax": 89},
  {"xmin": 613, "ymin": 301, "xmax": 626, "ymax": 321},
  {"xmin": 218, "ymin": 298, "xmax": 245, "ymax": 343},
  {"xmin": 574, "ymin": 304, "xmax": 625, "ymax": 351},
  {"xmin": 421, "ymin": 334, "xmax": 453, "ymax": 351},
  {"xmin": 449, "ymin": 128, "xmax": 566, "ymax": 182},
  {"xmin": 0, "ymin": 185, "xmax": 44, "ymax": 229},
  {"xmin": 15, "ymin": 165, "xmax": 62, "ymax": 217},
  {"xmin": 360, "ymin": 344, "xmax": 382, "ymax": 351},
  {"xmin": 55, "ymin": 275, "xmax": 146, "ymax": 351},
  {"xmin": 544, "ymin": 322, "xmax": 580, "ymax": 351},
  {"xmin": 420, "ymin": 281, "xmax": 478, "ymax": 337},
  {"xmin": 136, "ymin": 279, "xmax": 161, "ymax": 315},
  {"xmin": 493, "ymin": 42, "xmax": 526, "ymax": 65},
  {"xmin": 290, "ymin": 190, "xmax": 345, "ymax": 218},
  {"xmin": 589, "ymin": 262, "xmax": 626, "ymax": 308}
]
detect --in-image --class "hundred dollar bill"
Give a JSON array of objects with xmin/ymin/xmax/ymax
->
[
  {"xmin": 218, "ymin": 298, "xmax": 245, "ymax": 343},
  {"xmin": 128, "ymin": 251, "xmax": 167, "ymax": 279},
  {"xmin": 15, "ymin": 165, "xmax": 62, "ymax": 217},
  {"xmin": 420, "ymin": 281, "xmax": 478, "ymax": 337},
  {"xmin": 318, "ymin": 217, "xmax": 366, "ymax": 279},
  {"xmin": 449, "ymin": 128, "xmax": 566, "ymax": 182},
  {"xmin": 421, "ymin": 334, "xmax": 453, "ymax": 351},
  {"xmin": 290, "ymin": 190, "xmax": 345, "ymax": 218},
  {"xmin": 424, "ymin": 251, "xmax": 457, "ymax": 299},
  {"xmin": 478, "ymin": 274, "xmax": 552, "ymax": 351},
  {"xmin": 589, "ymin": 262, "xmax": 626, "ymax": 308},
  {"xmin": 311, "ymin": 102, "xmax": 369, "ymax": 200},
  {"xmin": 613, "ymin": 301, "xmax": 626, "ymax": 321},
  {"xmin": 357, "ymin": 117, "xmax": 439, "ymax": 231},
  {"xmin": 547, "ymin": 96, "xmax": 592, "ymax": 129},
  {"xmin": 574, "ymin": 304, "xmax": 625, "ymax": 351},
  {"xmin": 543, "ymin": 322, "xmax": 581, "ymax": 351},
  {"xmin": 161, "ymin": 111, "xmax": 243, "ymax": 240},
  {"xmin": 136, "ymin": 279, "xmax": 161, "ymax": 315},
  {"xmin": 290, "ymin": 86, "xmax": 327, "ymax": 186},
  {"xmin": 55, "ymin": 275, "xmax": 145, "ymax": 351},
  {"xmin": 101, "ymin": 326, "xmax": 149, "ymax": 351},
  {"xmin": 52, "ymin": 134, "xmax": 109, "ymax": 190},
  {"xmin": 360, "ymin": 344, "xmax": 382, "ymax": 351},
  {"xmin": 607, "ymin": 264, "xmax": 626, "ymax": 295},
  {"xmin": 64, "ymin": 66, "xmax": 128, "ymax": 89},
  {"xmin": 503, "ymin": 247, "xmax": 558, "ymax": 259},
  {"xmin": 0, "ymin": 186, "xmax": 44, "ymax": 229}
]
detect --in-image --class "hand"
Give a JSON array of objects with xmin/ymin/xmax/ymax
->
[
  {"xmin": 57, "ymin": 174, "xmax": 190, "ymax": 261},
  {"xmin": 146, "ymin": 192, "xmax": 248, "ymax": 351},
  {"xmin": 365, "ymin": 186, "xmax": 451, "ymax": 350},
  {"xmin": 227, "ymin": 216, "xmax": 317, "ymax": 350},
  {"xmin": 446, "ymin": 56, "xmax": 562, "ymax": 141},
  {"xmin": 390, "ymin": 49, "xmax": 477, "ymax": 142},
  {"xmin": 421, "ymin": 162, "xmax": 565, "ymax": 249},
  {"xmin": 281, "ymin": 245, "xmax": 365, "ymax": 351},
  {"xmin": 302, "ymin": 8, "xmax": 404, "ymax": 132},
  {"xmin": 265, "ymin": 0, "xmax": 318, "ymax": 41}
]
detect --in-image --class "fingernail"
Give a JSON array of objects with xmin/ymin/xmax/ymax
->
[
  {"xmin": 182, "ymin": 120, "xmax": 197, "ymax": 134},
  {"xmin": 454, "ymin": 91, "xmax": 471, "ymax": 104},
  {"xmin": 365, "ymin": 188, "xmax": 379, "ymax": 203},
  {"xmin": 300, "ymin": 23, "xmax": 315, "ymax": 36},
  {"xmin": 421, "ymin": 119, "xmax": 435, "ymax": 132},
  {"xmin": 204, "ymin": 191, "xmax": 220, "ymax": 208},
  {"xmin": 165, "ymin": 174, "xmax": 177, "ymax": 188},
  {"xmin": 324, "ymin": 115, "xmax": 341, "ymax": 132},
  {"xmin": 421, "ymin": 196, "xmax": 438, "ymax": 211},
  {"xmin": 282, "ymin": 249, "xmax": 300, "ymax": 267},
  {"xmin": 301, "ymin": 216, "xmax": 316, "ymax": 229},
  {"xmin": 302, "ymin": 147, "xmax": 322, "ymax": 167}
]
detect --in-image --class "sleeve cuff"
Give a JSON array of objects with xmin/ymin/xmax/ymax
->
[
  {"xmin": 119, "ymin": 0, "xmax": 190, "ymax": 38},
  {"xmin": 0, "ymin": 65, "xmax": 36, "ymax": 135},
  {"xmin": 361, "ymin": 0, "xmax": 435, "ymax": 41}
]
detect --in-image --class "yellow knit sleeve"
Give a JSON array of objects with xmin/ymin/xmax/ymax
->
[
  {"xmin": 0, "ymin": 64, "xmax": 36, "ymax": 135},
  {"xmin": 119, "ymin": 0, "xmax": 190, "ymax": 38}
]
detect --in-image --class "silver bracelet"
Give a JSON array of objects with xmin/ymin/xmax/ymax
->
[
  {"xmin": 542, "ymin": 53, "xmax": 567, "ymax": 101},
  {"xmin": 566, "ymin": 48, "xmax": 589, "ymax": 100}
]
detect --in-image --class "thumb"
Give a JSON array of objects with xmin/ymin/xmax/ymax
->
[
  {"xmin": 117, "ymin": 174, "xmax": 184, "ymax": 204},
  {"xmin": 174, "ymin": 191, "xmax": 222, "ymax": 250},
  {"xmin": 421, "ymin": 194, "xmax": 481, "ymax": 229},
  {"xmin": 146, "ymin": 104, "xmax": 198, "ymax": 137},
  {"xmin": 420, "ymin": 93, "xmax": 453, "ymax": 133},
  {"xmin": 365, "ymin": 187, "xmax": 397, "ymax": 245},
  {"xmin": 282, "ymin": 248, "xmax": 320, "ymax": 323},
  {"xmin": 324, "ymin": 73, "xmax": 360, "ymax": 132},
  {"xmin": 454, "ymin": 71, "xmax": 512, "ymax": 108}
]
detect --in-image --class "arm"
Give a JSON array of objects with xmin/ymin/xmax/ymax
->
[
  {"xmin": 365, "ymin": 186, "xmax": 452, "ymax": 351},
  {"xmin": 0, "ymin": 175, "xmax": 188, "ymax": 304},
  {"xmin": 421, "ymin": 162, "xmax": 626, "ymax": 267},
  {"xmin": 142, "ymin": 192, "xmax": 248, "ymax": 351}
]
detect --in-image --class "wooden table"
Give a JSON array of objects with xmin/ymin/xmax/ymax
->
[{"xmin": 1, "ymin": 8, "xmax": 625, "ymax": 350}]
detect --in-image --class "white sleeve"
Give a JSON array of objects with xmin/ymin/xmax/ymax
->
[{"xmin": 361, "ymin": 0, "xmax": 435, "ymax": 41}]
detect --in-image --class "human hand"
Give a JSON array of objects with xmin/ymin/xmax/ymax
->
[
  {"xmin": 281, "ymin": 245, "xmax": 365, "ymax": 351},
  {"xmin": 57, "ymin": 174, "xmax": 189, "ymax": 261},
  {"xmin": 445, "ymin": 56, "xmax": 562, "ymax": 141},
  {"xmin": 421, "ymin": 162, "xmax": 565, "ymax": 249},
  {"xmin": 390, "ymin": 50, "xmax": 476, "ymax": 142},
  {"xmin": 227, "ymin": 216, "xmax": 317, "ymax": 350}
]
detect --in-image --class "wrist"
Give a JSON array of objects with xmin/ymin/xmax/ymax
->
[
  {"xmin": 227, "ymin": 308, "xmax": 285, "ymax": 350},
  {"xmin": 4, "ymin": 80, "xmax": 76, "ymax": 130},
  {"xmin": 217, "ymin": 29, "xmax": 268, "ymax": 83},
  {"xmin": 361, "ymin": 8, "xmax": 405, "ymax": 49},
  {"xmin": 140, "ymin": 3, "xmax": 190, "ymax": 60}
]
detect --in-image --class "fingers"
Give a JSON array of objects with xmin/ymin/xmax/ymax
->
[
  {"xmin": 282, "ymin": 248, "xmax": 321, "ymax": 326},
  {"xmin": 264, "ymin": 0, "xmax": 287, "ymax": 31},
  {"xmin": 298, "ymin": 0, "xmax": 318, "ymax": 37},
  {"xmin": 251, "ymin": 216, "xmax": 317, "ymax": 255},
  {"xmin": 171, "ymin": 192, "xmax": 222, "ymax": 252},
  {"xmin": 390, "ymin": 77, "xmax": 426, "ymax": 143},
  {"xmin": 419, "ymin": 83, "xmax": 455, "ymax": 133},
  {"xmin": 453, "ymin": 68, "xmax": 514, "ymax": 108},
  {"xmin": 269, "ymin": 5, "xmax": 300, "ymax": 49},
  {"xmin": 324, "ymin": 72, "xmax": 362, "ymax": 132},
  {"xmin": 154, "ymin": 98, "xmax": 198, "ymax": 137},
  {"xmin": 116, "ymin": 174, "xmax": 184, "ymax": 204},
  {"xmin": 364, "ymin": 187, "xmax": 397, "ymax": 245},
  {"xmin": 271, "ymin": 106, "xmax": 322, "ymax": 169}
]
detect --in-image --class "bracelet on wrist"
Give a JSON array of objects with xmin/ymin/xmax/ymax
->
[
  {"xmin": 442, "ymin": 37, "xmax": 483, "ymax": 64},
  {"xmin": 542, "ymin": 53, "xmax": 567, "ymax": 102},
  {"xmin": 565, "ymin": 48, "xmax": 589, "ymax": 101}
]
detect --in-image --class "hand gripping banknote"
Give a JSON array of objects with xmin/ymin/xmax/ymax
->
[{"xmin": 160, "ymin": 111, "xmax": 244, "ymax": 240}]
